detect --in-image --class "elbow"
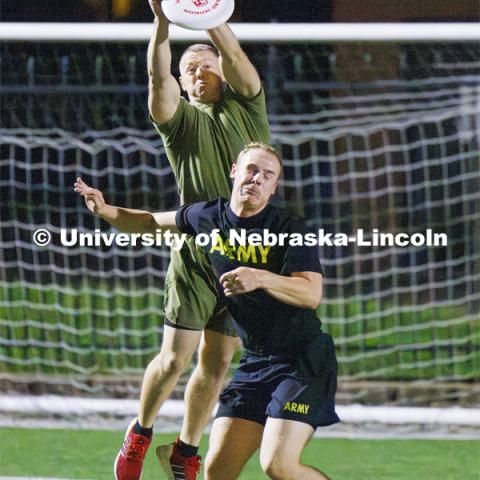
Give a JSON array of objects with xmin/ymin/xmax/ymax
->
[
  {"xmin": 297, "ymin": 294, "xmax": 321, "ymax": 310},
  {"xmin": 307, "ymin": 287, "xmax": 323, "ymax": 310},
  {"xmin": 290, "ymin": 275, "xmax": 323, "ymax": 310},
  {"xmin": 229, "ymin": 50, "xmax": 244, "ymax": 64},
  {"xmin": 306, "ymin": 297, "xmax": 321, "ymax": 310},
  {"xmin": 220, "ymin": 49, "xmax": 245, "ymax": 69},
  {"xmin": 145, "ymin": 213, "xmax": 158, "ymax": 234}
]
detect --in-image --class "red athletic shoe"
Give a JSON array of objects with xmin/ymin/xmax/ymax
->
[
  {"xmin": 114, "ymin": 418, "xmax": 152, "ymax": 480},
  {"xmin": 156, "ymin": 439, "xmax": 201, "ymax": 480}
]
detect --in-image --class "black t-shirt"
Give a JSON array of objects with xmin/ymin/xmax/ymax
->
[{"xmin": 176, "ymin": 198, "xmax": 323, "ymax": 356}]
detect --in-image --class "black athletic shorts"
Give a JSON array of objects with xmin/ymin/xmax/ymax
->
[{"xmin": 216, "ymin": 333, "xmax": 340, "ymax": 429}]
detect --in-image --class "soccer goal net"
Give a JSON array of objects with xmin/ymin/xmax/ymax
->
[{"xmin": 1, "ymin": 24, "xmax": 479, "ymax": 409}]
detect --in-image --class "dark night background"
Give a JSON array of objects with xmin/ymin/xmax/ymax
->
[{"xmin": 0, "ymin": 0, "xmax": 478, "ymax": 23}]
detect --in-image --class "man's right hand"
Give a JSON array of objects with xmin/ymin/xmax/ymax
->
[
  {"xmin": 149, "ymin": 0, "xmax": 166, "ymax": 19},
  {"xmin": 74, "ymin": 177, "xmax": 107, "ymax": 215},
  {"xmin": 74, "ymin": 178, "xmax": 168, "ymax": 235}
]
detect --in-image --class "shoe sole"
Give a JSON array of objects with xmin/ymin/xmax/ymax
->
[
  {"xmin": 114, "ymin": 418, "xmax": 143, "ymax": 480},
  {"xmin": 156, "ymin": 444, "xmax": 175, "ymax": 480}
]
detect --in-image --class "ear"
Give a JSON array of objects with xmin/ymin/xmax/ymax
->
[
  {"xmin": 179, "ymin": 75, "xmax": 186, "ymax": 92},
  {"xmin": 230, "ymin": 163, "xmax": 237, "ymax": 180},
  {"xmin": 272, "ymin": 180, "xmax": 279, "ymax": 195},
  {"xmin": 217, "ymin": 55, "xmax": 226, "ymax": 81}
]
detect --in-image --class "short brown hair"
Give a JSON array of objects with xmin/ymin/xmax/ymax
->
[
  {"xmin": 179, "ymin": 44, "xmax": 219, "ymax": 72},
  {"xmin": 237, "ymin": 142, "xmax": 283, "ymax": 176}
]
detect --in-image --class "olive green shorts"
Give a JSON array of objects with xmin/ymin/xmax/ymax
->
[{"xmin": 164, "ymin": 236, "xmax": 237, "ymax": 337}]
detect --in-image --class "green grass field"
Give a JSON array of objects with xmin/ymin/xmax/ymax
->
[{"xmin": 0, "ymin": 428, "xmax": 478, "ymax": 480}]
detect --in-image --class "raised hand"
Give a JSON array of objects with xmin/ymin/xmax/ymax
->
[
  {"xmin": 148, "ymin": 0, "xmax": 166, "ymax": 19},
  {"xmin": 74, "ymin": 177, "xmax": 106, "ymax": 215}
]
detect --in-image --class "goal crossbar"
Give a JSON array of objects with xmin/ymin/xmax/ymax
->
[{"xmin": 1, "ymin": 22, "xmax": 479, "ymax": 43}]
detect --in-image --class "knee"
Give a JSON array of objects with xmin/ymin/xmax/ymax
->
[
  {"xmin": 204, "ymin": 451, "xmax": 226, "ymax": 480},
  {"xmin": 198, "ymin": 346, "xmax": 234, "ymax": 379},
  {"xmin": 260, "ymin": 453, "xmax": 291, "ymax": 480},
  {"xmin": 199, "ymin": 354, "xmax": 231, "ymax": 379},
  {"xmin": 204, "ymin": 454, "xmax": 215, "ymax": 478},
  {"xmin": 148, "ymin": 351, "xmax": 190, "ymax": 377}
]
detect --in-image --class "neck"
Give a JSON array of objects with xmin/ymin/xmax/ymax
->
[
  {"xmin": 190, "ymin": 98, "xmax": 212, "ymax": 106},
  {"xmin": 230, "ymin": 198, "xmax": 266, "ymax": 218},
  {"xmin": 189, "ymin": 92, "xmax": 221, "ymax": 105}
]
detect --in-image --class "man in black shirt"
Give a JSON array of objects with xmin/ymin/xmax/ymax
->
[{"xmin": 75, "ymin": 142, "xmax": 339, "ymax": 480}]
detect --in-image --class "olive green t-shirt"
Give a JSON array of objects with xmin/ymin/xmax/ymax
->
[{"xmin": 153, "ymin": 84, "xmax": 270, "ymax": 204}]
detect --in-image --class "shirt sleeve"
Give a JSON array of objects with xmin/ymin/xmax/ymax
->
[
  {"xmin": 280, "ymin": 220, "xmax": 323, "ymax": 276},
  {"xmin": 225, "ymin": 83, "xmax": 266, "ymax": 111},
  {"xmin": 175, "ymin": 203, "xmax": 202, "ymax": 236},
  {"xmin": 175, "ymin": 200, "xmax": 220, "ymax": 236},
  {"xmin": 151, "ymin": 97, "xmax": 197, "ymax": 148},
  {"xmin": 223, "ymin": 84, "xmax": 270, "ymax": 141}
]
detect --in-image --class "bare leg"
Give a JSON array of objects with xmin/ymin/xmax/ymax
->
[
  {"xmin": 204, "ymin": 417, "xmax": 264, "ymax": 480},
  {"xmin": 260, "ymin": 418, "xmax": 331, "ymax": 480},
  {"xmin": 138, "ymin": 325, "xmax": 202, "ymax": 428},
  {"xmin": 180, "ymin": 329, "xmax": 241, "ymax": 445}
]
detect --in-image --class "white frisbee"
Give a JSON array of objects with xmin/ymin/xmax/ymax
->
[{"xmin": 161, "ymin": 0, "xmax": 235, "ymax": 30}]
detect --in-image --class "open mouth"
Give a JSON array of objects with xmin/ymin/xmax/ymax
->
[{"xmin": 241, "ymin": 186, "xmax": 258, "ymax": 196}]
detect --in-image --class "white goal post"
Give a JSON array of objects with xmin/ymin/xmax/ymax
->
[{"xmin": 1, "ymin": 22, "xmax": 479, "ymax": 43}]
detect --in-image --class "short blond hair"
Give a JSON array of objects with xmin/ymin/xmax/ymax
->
[
  {"xmin": 237, "ymin": 142, "xmax": 283, "ymax": 175},
  {"xmin": 179, "ymin": 44, "xmax": 219, "ymax": 72}
]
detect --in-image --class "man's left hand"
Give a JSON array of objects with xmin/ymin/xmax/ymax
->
[{"xmin": 220, "ymin": 267, "xmax": 261, "ymax": 296}]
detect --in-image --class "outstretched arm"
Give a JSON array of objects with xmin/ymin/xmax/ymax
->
[
  {"xmin": 220, "ymin": 268, "xmax": 323, "ymax": 310},
  {"xmin": 207, "ymin": 24, "xmax": 261, "ymax": 98},
  {"xmin": 147, "ymin": 0, "xmax": 181, "ymax": 124},
  {"xmin": 74, "ymin": 177, "xmax": 179, "ymax": 234}
]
